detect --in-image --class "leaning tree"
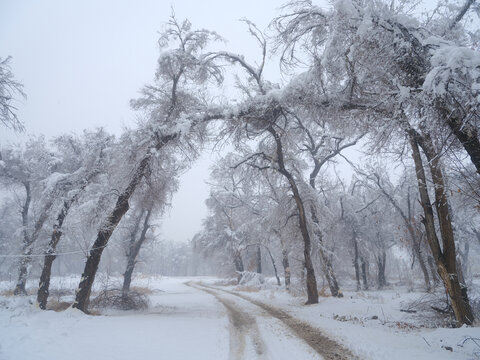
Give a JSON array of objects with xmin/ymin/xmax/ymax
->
[{"xmin": 72, "ymin": 15, "xmax": 223, "ymax": 312}]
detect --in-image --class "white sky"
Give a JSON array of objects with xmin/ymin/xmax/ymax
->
[{"xmin": 0, "ymin": 0, "xmax": 287, "ymax": 243}]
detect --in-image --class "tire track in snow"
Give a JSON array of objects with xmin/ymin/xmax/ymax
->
[
  {"xmin": 187, "ymin": 282, "xmax": 266, "ymax": 360},
  {"xmin": 193, "ymin": 282, "xmax": 358, "ymax": 360}
]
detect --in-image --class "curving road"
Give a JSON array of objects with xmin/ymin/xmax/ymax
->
[{"xmin": 187, "ymin": 282, "xmax": 356, "ymax": 360}]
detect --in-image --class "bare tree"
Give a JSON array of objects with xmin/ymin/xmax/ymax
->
[
  {"xmin": 206, "ymin": 22, "xmax": 321, "ymax": 303},
  {"xmin": 0, "ymin": 56, "xmax": 25, "ymax": 131},
  {"xmin": 272, "ymin": 0, "xmax": 477, "ymax": 325},
  {"xmin": 37, "ymin": 130, "xmax": 111, "ymax": 309},
  {"xmin": 73, "ymin": 15, "xmax": 223, "ymax": 312},
  {"xmin": 0, "ymin": 138, "xmax": 58, "ymax": 295}
]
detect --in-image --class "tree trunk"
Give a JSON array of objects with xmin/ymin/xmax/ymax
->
[
  {"xmin": 269, "ymin": 126, "xmax": 318, "ymax": 304},
  {"xmin": 14, "ymin": 254, "xmax": 30, "ymax": 296},
  {"xmin": 321, "ymin": 247, "xmax": 341, "ymax": 296},
  {"xmin": 13, "ymin": 182, "xmax": 31, "ymax": 295},
  {"xmin": 417, "ymin": 132, "xmax": 474, "ymax": 325},
  {"xmin": 73, "ymin": 155, "xmax": 149, "ymax": 311},
  {"xmin": 373, "ymin": 174, "xmax": 431, "ymax": 291},
  {"xmin": 352, "ymin": 233, "xmax": 361, "ymax": 291},
  {"xmin": 409, "ymin": 130, "xmax": 474, "ymax": 326},
  {"xmin": 308, "ymin": 150, "xmax": 341, "ymax": 297},
  {"xmin": 37, "ymin": 247, "xmax": 57, "ymax": 309},
  {"xmin": 233, "ymin": 250, "xmax": 244, "ymax": 283},
  {"xmin": 73, "ymin": 134, "xmax": 175, "ymax": 313},
  {"xmin": 38, "ymin": 174, "xmax": 95, "ymax": 309},
  {"xmin": 413, "ymin": 240, "xmax": 431, "ymax": 292},
  {"xmin": 377, "ymin": 250, "xmax": 387, "ymax": 289},
  {"xmin": 361, "ymin": 256, "xmax": 369, "ymax": 290},
  {"xmin": 311, "ymin": 205, "xmax": 341, "ymax": 297},
  {"xmin": 121, "ymin": 209, "xmax": 144, "ymax": 294},
  {"xmin": 263, "ymin": 245, "xmax": 280, "ymax": 286},
  {"xmin": 446, "ymin": 116, "xmax": 480, "ymax": 174},
  {"xmin": 282, "ymin": 249, "xmax": 291, "ymax": 290},
  {"xmin": 15, "ymin": 182, "xmax": 54, "ymax": 296},
  {"xmin": 14, "ymin": 199, "xmax": 53, "ymax": 295},
  {"xmin": 122, "ymin": 208, "xmax": 152, "ymax": 296},
  {"xmin": 256, "ymin": 245, "xmax": 262, "ymax": 274}
]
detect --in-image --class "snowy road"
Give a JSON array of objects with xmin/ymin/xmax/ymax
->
[
  {"xmin": 187, "ymin": 282, "xmax": 322, "ymax": 360},
  {"xmin": 0, "ymin": 278, "xmax": 342, "ymax": 360},
  {"xmin": 3, "ymin": 276, "xmax": 480, "ymax": 359}
]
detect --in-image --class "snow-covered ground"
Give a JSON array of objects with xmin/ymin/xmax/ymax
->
[
  {"xmin": 0, "ymin": 277, "xmax": 230, "ymax": 360},
  {"xmin": 206, "ymin": 278, "xmax": 480, "ymax": 360},
  {"xmin": 0, "ymin": 276, "xmax": 479, "ymax": 359},
  {"xmin": 0, "ymin": 276, "xmax": 317, "ymax": 360}
]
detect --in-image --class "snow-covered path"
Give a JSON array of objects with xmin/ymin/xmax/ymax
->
[
  {"xmin": 0, "ymin": 278, "xmax": 326, "ymax": 360},
  {"xmin": 188, "ymin": 282, "xmax": 322, "ymax": 360}
]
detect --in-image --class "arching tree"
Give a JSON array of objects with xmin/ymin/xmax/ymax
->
[{"xmin": 72, "ymin": 15, "xmax": 223, "ymax": 312}]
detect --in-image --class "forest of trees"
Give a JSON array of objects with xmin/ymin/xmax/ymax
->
[{"xmin": 1, "ymin": 0, "xmax": 479, "ymax": 327}]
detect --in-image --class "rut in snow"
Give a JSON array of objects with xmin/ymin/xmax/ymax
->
[
  {"xmin": 191, "ymin": 282, "xmax": 358, "ymax": 360},
  {"xmin": 188, "ymin": 282, "xmax": 266, "ymax": 360}
]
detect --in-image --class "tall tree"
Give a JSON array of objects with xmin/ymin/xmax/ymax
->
[
  {"xmin": 0, "ymin": 137, "xmax": 57, "ymax": 295},
  {"xmin": 121, "ymin": 156, "xmax": 178, "ymax": 297},
  {"xmin": 37, "ymin": 130, "xmax": 113, "ymax": 309},
  {"xmin": 206, "ymin": 23, "xmax": 321, "ymax": 303},
  {"xmin": 72, "ymin": 16, "xmax": 222, "ymax": 312},
  {"xmin": 273, "ymin": 0, "xmax": 477, "ymax": 325}
]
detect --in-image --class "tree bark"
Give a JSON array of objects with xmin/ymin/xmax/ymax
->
[
  {"xmin": 37, "ymin": 237, "xmax": 59, "ymax": 309},
  {"xmin": 409, "ymin": 130, "xmax": 474, "ymax": 326},
  {"xmin": 122, "ymin": 207, "xmax": 152, "ymax": 296},
  {"xmin": 377, "ymin": 250, "xmax": 387, "ymax": 289},
  {"xmin": 256, "ymin": 245, "xmax": 262, "ymax": 274},
  {"xmin": 352, "ymin": 233, "xmax": 361, "ymax": 291},
  {"xmin": 446, "ymin": 116, "xmax": 480, "ymax": 174}
]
